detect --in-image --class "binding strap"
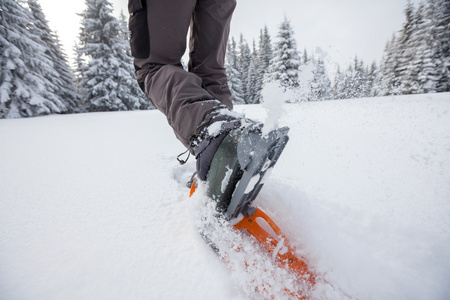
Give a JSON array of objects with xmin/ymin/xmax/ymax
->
[{"xmin": 177, "ymin": 148, "xmax": 191, "ymax": 165}]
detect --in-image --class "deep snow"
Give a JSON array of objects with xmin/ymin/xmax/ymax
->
[{"xmin": 0, "ymin": 93, "xmax": 449, "ymax": 299}]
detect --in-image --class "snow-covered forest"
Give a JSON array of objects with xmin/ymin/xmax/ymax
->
[
  {"xmin": 1, "ymin": 0, "xmax": 449, "ymax": 118},
  {"xmin": 1, "ymin": 0, "xmax": 150, "ymax": 118},
  {"xmin": 230, "ymin": 0, "xmax": 450, "ymax": 103}
]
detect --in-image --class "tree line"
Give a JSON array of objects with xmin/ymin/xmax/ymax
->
[
  {"xmin": 1, "ymin": 0, "xmax": 448, "ymax": 119},
  {"xmin": 226, "ymin": 20, "xmax": 335, "ymax": 104},
  {"xmin": 227, "ymin": 0, "xmax": 449, "ymax": 104},
  {"xmin": 376, "ymin": 0, "xmax": 449, "ymax": 95}
]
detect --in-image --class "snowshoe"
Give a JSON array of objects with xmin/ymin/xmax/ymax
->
[{"xmin": 188, "ymin": 121, "xmax": 315, "ymax": 299}]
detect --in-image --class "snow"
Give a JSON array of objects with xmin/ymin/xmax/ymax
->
[
  {"xmin": 244, "ymin": 174, "xmax": 261, "ymax": 194},
  {"xmin": 1, "ymin": 93, "xmax": 449, "ymax": 299},
  {"xmin": 260, "ymin": 82, "xmax": 285, "ymax": 135},
  {"xmin": 221, "ymin": 167, "xmax": 234, "ymax": 194}
]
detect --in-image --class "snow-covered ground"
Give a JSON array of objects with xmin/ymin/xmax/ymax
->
[{"xmin": 1, "ymin": 93, "xmax": 449, "ymax": 299}]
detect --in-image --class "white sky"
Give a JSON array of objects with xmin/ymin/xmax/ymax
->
[{"xmin": 38, "ymin": 0, "xmax": 419, "ymax": 68}]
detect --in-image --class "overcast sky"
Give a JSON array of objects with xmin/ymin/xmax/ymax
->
[{"xmin": 38, "ymin": 0, "xmax": 419, "ymax": 68}]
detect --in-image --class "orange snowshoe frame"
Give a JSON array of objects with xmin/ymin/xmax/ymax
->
[{"xmin": 189, "ymin": 178, "xmax": 315, "ymax": 298}]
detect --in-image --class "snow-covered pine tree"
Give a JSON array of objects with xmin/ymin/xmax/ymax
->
[
  {"xmin": 308, "ymin": 59, "xmax": 332, "ymax": 101},
  {"xmin": 353, "ymin": 57, "xmax": 370, "ymax": 98},
  {"xmin": 394, "ymin": 0, "xmax": 417, "ymax": 95},
  {"xmin": 342, "ymin": 65, "xmax": 356, "ymax": 99},
  {"xmin": 376, "ymin": 35, "xmax": 401, "ymax": 96},
  {"xmin": 54, "ymin": 34, "xmax": 81, "ymax": 112},
  {"xmin": 76, "ymin": 0, "xmax": 147, "ymax": 112},
  {"xmin": 437, "ymin": 0, "xmax": 450, "ymax": 92},
  {"xmin": 118, "ymin": 10, "xmax": 128, "ymax": 40},
  {"xmin": 333, "ymin": 66, "xmax": 345, "ymax": 99},
  {"xmin": 0, "ymin": 0, "xmax": 67, "ymax": 118},
  {"xmin": 238, "ymin": 34, "xmax": 252, "ymax": 103},
  {"xmin": 368, "ymin": 62, "xmax": 378, "ymax": 96},
  {"xmin": 257, "ymin": 26, "xmax": 273, "ymax": 85},
  {"xmin": 73, "ymin": 41, "xmax": 87, "ymax": 109},
  {"xmin": 268, "ymin": 17, "xmax": 301, "ymax": 91},
  {"xmin": 302, "ymin": 49, "xmax": 309, "ymax": 64},
  {"xmin": 346, "ymin": 59, "xmax": 360, "ymax": 98},
  {"xmin": 415, "ymin": 0, "xmax": 441, "ymax": 93},
  {"xmin": 401, "ymin": 2, "xmax": 426, "ymax": 95},
  {"xmin": 247, "ymin": 52, "xmax": 260, "ymax": 104},
  {"xmin": 428, "ymin": 0, "xmax": 450, "ymax": 93},
  {"xmin": 27, "ymin": 0, "xmax": 78, "ymax": 112},
  {"xmin": 225, "ymin": 37, "xmax": 245, "ymax": 105},
  {"xmin": 258, "ymin": 26, "xmax": 273, "ymax": 72},
  {"xmin": 243, "ymin": 26, "xmax": 273, "ymax": 104},
  {"xmin": 246, "ymin": 41, "xmax": 261, "ymax": 104}
]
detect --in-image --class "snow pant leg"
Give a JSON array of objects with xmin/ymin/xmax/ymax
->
[
  {"xmin": 143, "ymin": 64, "xmax": 228, "ymax": 148},
  {"xmin": 135, "ymin": 0, "xmax": 235, "ymax": 148},
  {"xmin": 145, "ymin": 0, "xmax": 193, "ymax": 65},
  {"xmin": 189, "ymin": 0, "xmax": 236, "ymax": 105}
]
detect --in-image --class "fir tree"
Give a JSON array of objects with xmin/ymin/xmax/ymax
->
[
  {"xmin": 416, "ymin": 0, "xmax": 441, "ymax": 93},
  {"xmin": 249, "ymin": 26, "xmax": 273, "ymax": 104},
  {"xmin": 118, "ymin": 10, "xmax": 129, "ymax": 40},
  {"xmin": 257, "ymin": 26, "xmax": 273, "ymax": 81},
  {"xmin": 353, "ymin": 57, "xmax": 370, "ymax": 98},
  {"xmin": 342, "ymin": 65, "xmax": 356, "ymax": 99},
  {"xmin": 302, "ymin": 49, "xmax": 309, "ymax": 64},
  {"xmin": 427, "ymin": 0, "xmax": 450, "ymax": 92},
  {"xmin": 1, "ymin": 0, "xmax": 66, "ymax": 118},
  {"xmin": 395, "ymin": 0, "xmax": 417, "ymax": 94},
  {"xmin": 333, "ymin": 66, "xmax": 345, "ymax": 99},
  {"xmin": 238, "ymin": 34, "xmax": 252, "ymax": 103},
  {"xmin": 225, "ymin": 38, "xmax": 245, "ymax": 105},
  {"xmin": 401, "ymin": 2, "xmax": 426, "ymax": 94},
  {"xmin": 437, "ymin": 0, "xmax": 450, "ymax": 92},
  {"xmin": 76, "ymin": 0, "xmax": 147, "ymax": 112},
  {"xmin": 368, "ymin": 62, "xmax": 378, "ymax": 96},
  {"xmin": 268, "ymin": 17, "xmax": 301, "ymax": 91},
  {"xmin": 27, "ymin": 0, "xmax": 78, "ymax": 112},
  {"xmin": 73, "ymin": 41, "xmax": 87, "ymax": 107},
  {"xmin": 308, "ymin": 59, "xmax": 332, "ymax": 101},
  {"xmin": 376, "ymin": 35, "xmax": 401, "ymax": 96},
  {"xmin": 246, "ymin": 52, "xmax": 260, "ymax": 104}
]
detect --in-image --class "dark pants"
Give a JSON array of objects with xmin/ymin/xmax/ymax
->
[{"xmin": 128, "ymin": 0, "xmax": 236, "ymax": 148}]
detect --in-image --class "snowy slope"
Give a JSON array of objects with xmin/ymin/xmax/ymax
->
[{"xmin": 0, "ymin": 93, "xmax": 449, "ymax": 299}]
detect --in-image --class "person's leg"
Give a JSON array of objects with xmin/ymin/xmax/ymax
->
[
  {"xmin": 138, "ymin": 0, "xmax": 228, "ymax": 148},
  {"xmin": 189, "ymin": 0, "xmax": 236, "ymax": 106}
]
